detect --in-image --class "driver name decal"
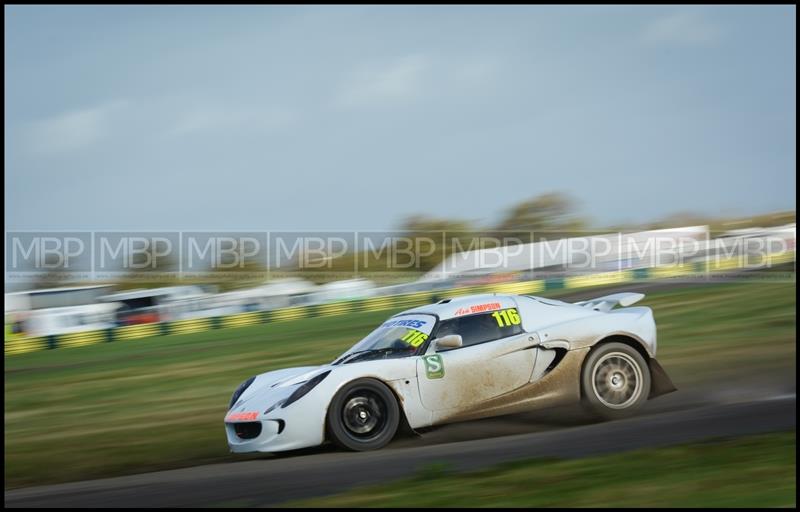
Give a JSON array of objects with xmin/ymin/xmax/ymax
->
[
  {"xmin": 454, "ymin": 302, "xmax": 502, "ymax": 316},
  {"xmin": 423, "ymin": 354, "xmax": 445, "ymax": 379}
]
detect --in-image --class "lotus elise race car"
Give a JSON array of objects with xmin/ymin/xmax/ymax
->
[{"xmin": 225, "ymin": 292, "xmax": 676, "ymax": 452}]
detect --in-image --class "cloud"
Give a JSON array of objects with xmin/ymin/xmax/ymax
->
[
  {"xmin": 167, "ymin": 107, "xmax": 250, "ymax": 137},
  {"xmin": 334, "ymin": 54, "xmax": 430, "ymax": 109},
  {"xmin": 166, "ymin": 105, "xmax": 298, "ymax": 138},
  {"xmin": 452, "ymin": 56, "xmax": 502, "ymax": 89},
  {"xmin": 642, "ymin": 11, "xmax": 723, "ymax": 46},
  {"xmin": 26, "ymin": 100, "xmax": 128, "ymax": 154}
]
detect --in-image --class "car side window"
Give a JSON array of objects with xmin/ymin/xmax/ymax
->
[{"xmin": 435, "ymin": 309, "xmax": 524, "ymax": 350}]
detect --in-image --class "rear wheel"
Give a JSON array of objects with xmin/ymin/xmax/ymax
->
[
  {"xmin": 326, "ymin": 378, "xmax": 400, "ymax": 451},
  {"xmin": 581, "ymin": 342, "xmax": 651, "ymax": 420}
]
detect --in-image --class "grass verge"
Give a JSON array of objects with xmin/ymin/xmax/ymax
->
[
  {"xmin": 4, "ymin": 280, "xmax": 796, "ymax": 488},
  {"xmin": 287, "ymin": 431, "xmax": 797, "ymax": 508}
]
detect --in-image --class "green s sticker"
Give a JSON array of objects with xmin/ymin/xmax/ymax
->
[{"xmin": 423, "ymin": 354, "xmax": 445, "ymax": 379}]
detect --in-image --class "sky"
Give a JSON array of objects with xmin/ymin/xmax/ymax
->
[{"xmin": 4, "ymin": 5, "xmax": 797, "ymax": 231}]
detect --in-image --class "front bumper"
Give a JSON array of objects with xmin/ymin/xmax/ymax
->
[
  {"xmin": 225, "ymin": 386, "xmax": 328, "ymax": 453},
  {"xmin": 226, "ymin": 416, "xmax": 323, "ymax": 453}
]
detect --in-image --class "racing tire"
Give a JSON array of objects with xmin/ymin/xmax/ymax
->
[
  {"xmin": 581, "ymin": 342, "xmax": 651, "ymax": 420},
  {"xmin": 326, "ymin": 378, "xmax": 400, "ymax": 451}
]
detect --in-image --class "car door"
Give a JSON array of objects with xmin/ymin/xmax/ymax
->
[{"xmin": 416, "ymin": 306, "xmax": 538, "ymax": 412}]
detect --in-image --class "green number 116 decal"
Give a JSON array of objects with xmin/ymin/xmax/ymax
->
[{"xmin": 492, "ymin": 308, "xmax": 521, "ymax": 327}]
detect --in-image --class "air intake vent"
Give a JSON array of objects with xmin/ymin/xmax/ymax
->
[
  {"xmin": 437, "ymin": 298, "xmax": 452, "ymax": 304},
  {"xmin": 233, "ymin": 422, "xmax": 262, "ymax": 440}
]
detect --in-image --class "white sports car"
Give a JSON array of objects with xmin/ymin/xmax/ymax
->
[{"xmin": 225, "ymin": 292, "xmax": 675, "ymax": 452}]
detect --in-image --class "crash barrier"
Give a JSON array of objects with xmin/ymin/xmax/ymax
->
[{"xmin": 5, "ymin": 251, "xmax": 795, "ymax": 356}]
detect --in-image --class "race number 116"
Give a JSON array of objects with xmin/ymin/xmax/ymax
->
[{"xmin": 492, "ymin": 308, "xmax": 521, "ymax": 327}]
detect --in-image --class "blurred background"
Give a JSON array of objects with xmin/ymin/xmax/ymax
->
[{"xmin": 4, "ymin": 5, "xmax": 796, "ymax": 507}]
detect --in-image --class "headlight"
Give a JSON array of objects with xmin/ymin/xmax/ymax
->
[
  {"xmin": 229, "ymin": 376, "xmax": 256, "ymax": 409},
  {"xmin": 281, "ymin": 370, "xmax": 331, "ymax": 408}
]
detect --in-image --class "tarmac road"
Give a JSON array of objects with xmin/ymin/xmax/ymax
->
[
  {"xmin": 4, "ymin": 395, "xmax": 795, "ymax": 507},
  {"xmin": 5, "ymin": 278, "xmax": 797, "ymax": 507}
]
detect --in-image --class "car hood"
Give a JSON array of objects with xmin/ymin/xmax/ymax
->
[{"xmin": 231, "ymin": 364, "xmax": 331, "ymax": 409}]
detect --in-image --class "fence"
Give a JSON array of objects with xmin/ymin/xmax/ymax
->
[{"xmin": 4, "ymin": 250, "xmax": 795, "ymax": 356}]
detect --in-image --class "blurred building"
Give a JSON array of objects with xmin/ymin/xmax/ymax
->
[
  {"xmin": 305, "ymin": 278, "xmax": 377, "ymax": 305},
  {"xmin": 4, "ymin": 285, "xmax": 115, "ymax": 339},
  {"xmin": 98, "ymin": 286, "xmax": 208, "ymax": 325},
  {"xmin": 4, "ymin": 284, "xmax": 114, "ymax": 313}
]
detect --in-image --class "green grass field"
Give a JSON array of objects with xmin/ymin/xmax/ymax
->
[
  {"xmin": 4, "ymin": 280, "xmax": 796, "ymax": 489},
  {"xmin": 288, "ymin": 431, "xmax": 797, "ymax": 508}
]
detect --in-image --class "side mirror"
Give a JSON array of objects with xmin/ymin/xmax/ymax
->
[{"xmin": 434, "ymin": 334, "xmax": 462, "ymax": 350}]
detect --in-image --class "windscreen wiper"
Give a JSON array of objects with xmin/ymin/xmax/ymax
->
[
  {"xmin": 337, "ymin": 347, "xmax": 409, "ymax": 365},
  {"xmin": 333, "ymin": 349, "xmax": 373, "ymax": 365}
]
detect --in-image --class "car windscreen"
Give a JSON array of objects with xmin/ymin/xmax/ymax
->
[{"xmin": 333, "ymin": 313, "xmax": 437, "ymax": 364}]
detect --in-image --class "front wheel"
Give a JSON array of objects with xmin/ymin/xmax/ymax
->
[
  {"xmin": 326, "ymin": 378, "xmax": 400, "ymax": 451},
  {"xmin": 581, "ymin": 342, "xmax": 651, "ymax": 420}
]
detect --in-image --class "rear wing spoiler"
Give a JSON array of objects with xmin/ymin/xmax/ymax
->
[{"xmin": 575, "ymin": 292, "xmax": 645, "ymax": 312}]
